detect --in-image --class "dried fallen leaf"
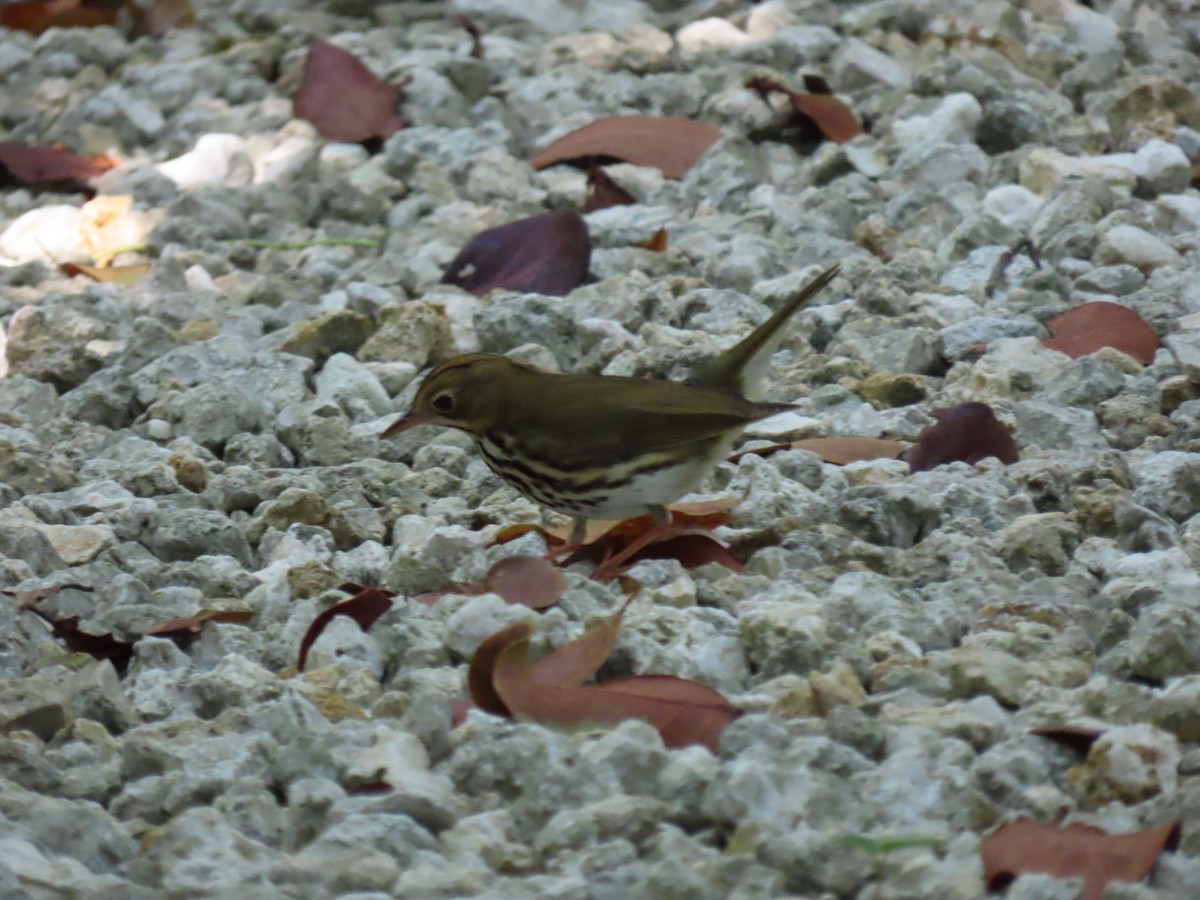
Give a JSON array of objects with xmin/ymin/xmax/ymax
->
[
  {"xmin": 144, "ymin": 609, "xmax": 253, "ymax": 647},
  {"xmin": 531, "ymin": 116, "xmax": 723, "ymax": 179},
  {"xmin": 729, "ymin": 436, "xmax": 908, "ymax": 465},
  {"xmin": 467, "ymin": 622, "xmax": 530, "ymax": 716},
  {"xmin": 0, "ymin": 141, "xmax": 118, "ymax": 185},
  {"xmin": 442, "ymin": 209, "xmax": 590, "ymax": 297},
  {"xmin": 297, "ymin": 585, "xmax": 395, "ymax": 671},
  {"xmin": 488, "ymin": 624, "xmax": 740, "ymax": 752},
  {"xmin": 1029, "ymin": 725, "xmax": 1107, "ymax": 755},
  {"xmin": 293, "ymin": 40, "xmax": 408, "ymax": 145},
  {"xmin": 746, "ymin": 75, "xmax": 863, "ymax": 147},
  {"xmin": 904, "ymin": 402, "xmax": 1018, "ymax": 472},
  {"xmin": 581, "ymin": 166, "xmax": 638, "ymax": 213},
  {"xmin": 640, "ymin": 228, "xmax": 668, "ymax": 252},
  {"xmin": 15, "ymin": 601, "xmax": 132, "ymax": 676},
  {"xmin": 483, "ymin": 555, "xmax": 569, "ymax": 610},
  {"xmin": 0, "ymin": 0, "xmax": 121, "ymax": 34},
  {"xmin": 980, "ymin": 818, "xmax": 1181, "ymax": 899},
  {"xmin": 60, "ymin": 262, "xmax": 151, "ymax": 284},
  {"xmin": 628, "ymin": 533, "xmax": 743, "ymax": 573},
  {"xmin": 1042, "ymin": 301, "xmax": 1161, "ymax": 365}
]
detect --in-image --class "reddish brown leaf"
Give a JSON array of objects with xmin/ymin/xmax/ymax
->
[
  {"xmin": 531, "ymin": 116, "xmax": 723, "ymax": 180},
  {"xmin": 467, "ymin": 622, "xmax": 531, "ymax": 715},
  {"xmin": 629, "ymin": 533, "xmax": 743, "ymax": 573},
  {"xmin": 1042, "ymin": 301, "xmax": 1161, "ymax": 365},
  {"xmin": 529, "ymin": 599, "xmax": 630, "ymax": 687},
  {"xmin": 1030, "ymin": 725, "xmax": 1107, "ymax": 755},
  {"xmin": 581, "ymin": 166, "xmax": 638, "ymax": 213},
  {"xmin": 442, "ymin": 209, "xmax": 590, "ymax": 297},
  {"xmin": 0, "ymin": 141, "xmax": 117, "ymax": 185},
  {"xmin": 20, "ymin": 608, "xmax": 132, "ymax": 675},
  {"xmin": 729, "ymin": 436, "xmax": 907, "ymax": 465},
  {"xmin": 745, "ymin": 76, "xmax": 863, "ymax": 146},
  {"xmin": 640, "ymin": 228, "xmax": 668, "ymax": 252},
  {"xmin": 904, "ymin": 402, "xmax": 1018, "ymax": 472},
  {"xmin": 484, "ymin": 555, "xmax": 568, "ymax": 610},
  {"xmin": 591, "ymin": 674, "xmax": 742, "ymax": 752},
  {"xmin": 0, "ymin": 0, "xmax": 120, "ymax": 34},
  {"xmin": 297, "ymin": 586, "xmax": 395, "ymax": 672},
  {"xmin": 144, "ymin": 609, "xmax": 253, "ymax": 647},
  {"xmin": 492, "ymin": 631, "xmax": 740, "ymax": 752},
  {"xmin": 489, "ymin": 522, "xmax": 560, "ymax": 547},
  {"xmin": 980, "ymin": 818, "xmax": 1181, "ymax": 899},
  {"xmin": 293, "ymin": 40, "xmax": 407, "ymax": 145},
  {"xmin": 60, "ymin": 262, "xmax": 151, "ymax": 285},
  {"xmin": 450, "ymin": 697, "xmax": 476, "ymax": 725}
]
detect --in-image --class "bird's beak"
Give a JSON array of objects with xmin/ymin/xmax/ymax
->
[{"xmin": 382, "ymin": 409, "xmax": 427, "ymax": 439}]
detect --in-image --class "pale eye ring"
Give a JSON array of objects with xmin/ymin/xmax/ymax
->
[{"xmin": 432, "ymin": 392, "xmax": 454, "ymax": 413}]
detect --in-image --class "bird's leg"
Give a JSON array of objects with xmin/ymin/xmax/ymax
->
[
  {"xmin": 544, "ymin": 516, "xmax": 589, "ymax": 561},
  {"xmin": 592, "ymin": 505, "xmax": 673, "ymax": 581}
]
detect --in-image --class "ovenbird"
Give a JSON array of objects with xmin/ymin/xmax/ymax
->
[{"xmin": 384, "ymin": 265, "xmax": 839, "ymax": 549}]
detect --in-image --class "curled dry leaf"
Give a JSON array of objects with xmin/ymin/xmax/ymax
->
[
  {"xmin": 0, "ymin": 141, "xmax": 118, "ymax": 185},
  {"xmin": 293, "ymin": 40, "xmax": 407, "ymax": 145},
  {"xmin": 483, "ymin": 555, "xmax": 568, "ymax": 610},
  {"xmin": 640, "ymin": 228, "xmax": 668, "ymax": 252},
  {"xmin": 980, "ymin": 818, "xmax": 1181, "ymax": 900},
  {"xmin": 442, "ymin": 209, "xmax": 591, "ymax": 297},
  {"xmin": 297, "ymin": 585, "xmax": 395, "ymax": 672},
  {"xmin": 489, "ymin": 628, "xmax": 734, "ymax": 753},
  {"xmin": 904, "ymin": 402, "xmax": 1018, "ymax": 472},
  {"xmin": 729, "ymin": 436, "xmax": 907, "ymax": 465},
  {"xmin": 581, "ymin": 166, "xmax": 637, "ymax": 213},
  {"xmin": 746, "ymin": 75, "xmax": 863, "ymax": 146},
  {"xmin": 1042, "ymin": 301, "xmax": 1161, "ymax": 365},
  {"xmin": 144, "ymin": 609, "xmax": 253, "ymax": 648},
  {"xmin": 531, "ymin": 116, "xmax": 723, "ymax": 179},
  {"xmin": 1029, "ymin": 725, "xmax": 1107, "ymax": 755}
]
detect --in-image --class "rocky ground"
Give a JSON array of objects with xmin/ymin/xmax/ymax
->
[{"xmin": 2, "ymin": 0, "xmax": 1200, "ymax": 897}]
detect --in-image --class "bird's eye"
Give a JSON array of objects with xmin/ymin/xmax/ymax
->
[{"xmin": 432, "ymin": 392, "xmax": 454, "ymax": 413}]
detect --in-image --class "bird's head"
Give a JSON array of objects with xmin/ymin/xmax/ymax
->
[{"xmin": 382, "ymin": 353, "xmax": 516, "ymax": 438}]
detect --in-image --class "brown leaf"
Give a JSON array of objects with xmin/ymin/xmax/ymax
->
[
  {"xmin": 1042, "ymin": 301, "xmax": 1161, "ymax": 365},
  {"xmin": 489, "ymin": 522, "xmax": 557, "ymax": 547},
  {"xmin": 8, "ymin": 583, "xmax": 131, "ymax": 676},
  {"xmin": 60, "ymin": 262, "xmax": 151, "ymax": 285},
  {"xmin": 492, "ymin": 631, "xmax": 740, "ymax": 752},
  {"xmin": 746, "ymin": 76, "xmax": 863, "ymax": 146},
  {"xmin": 467, "ymin": 622, "xmax": 531, "ymax": 715},
  {"xmin": 904, "ymin": 402, "xmax": 1018, "ymax": 472},
  {"xmin": 293, "ymin": 40, "xmax": 407, "ymax": 145},
  {"xmin": 629, "ymin": 533, "xmax": 744, "ymax": 573},
  {"xmin": 729, "ymin": 436, "xmax": 908, "ymax": 465},
  {"xmin": 1030, "ymin": 725, "xmax": 1107, "ymax": 755},
  {"xmin": 0, "ymin": 141, "xmax": 118, "ymax": 185},
  {"xmin": 297, "ymin": 586, "xmax": 395, "ymax": 672},
  {"xmin": 0, "ymin": 0, "xmax": 121, "ymax": 34},
  {"xmin": 144, "ymin": 609, "xmax": 253, "ymax": 647},
  {"xmin": 980, "ymin": 818, "xmax": 1181, "ymax": 899},
  {"xmin": 483, "ymin": 555, "xmax": 568, "ymax": 610},
  {"xmin": 581, "ymin": 166, "xmax": 638, "ymax": 213},
  {"xmin": 531, "ymin": 116, "xmax": 723, "ymax": 180},
  {"xmin": 640, "ymin": 228, "xmax": 668, "ymax": 252},
  {"xmin": 442, "ymin": 209, "xmax": 590, "ymax": 297},
  {"xmin": 467, "ymin": 602, "xmax": 629, "ymax": 716}
]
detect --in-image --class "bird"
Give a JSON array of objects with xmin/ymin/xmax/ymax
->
[{"xmin": 383, "ymin": 264, "xmax": 840, "ymax": 570}]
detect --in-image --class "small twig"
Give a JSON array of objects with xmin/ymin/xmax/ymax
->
[
  {"xmin": 222, "ymin": 237, "xmax": 385, "ymax": 250},
  {"xmin": 985, "ymin": 237, "xmax": 1041, "ymax": 298}
]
